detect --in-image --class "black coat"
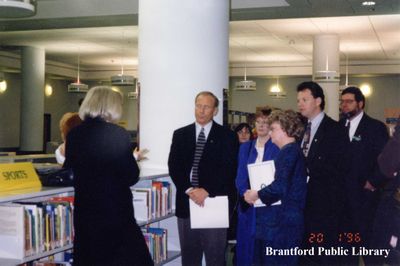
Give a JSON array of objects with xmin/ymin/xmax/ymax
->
[
  {"xmin": 65, "ymin": 117, "xmax": 153, "ymax": 266},
  {"xmin": 303, "ymin": 114, "xmax": 348, "ymax": 246},
  {"xmin": 339, "ymin": 113, "xmax": 389, "ymax": 244},
  {"xmin": 168, "ymin": 121, "xmax": 238, "ymax": 218}
]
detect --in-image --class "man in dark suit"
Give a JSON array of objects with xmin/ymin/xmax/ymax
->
[
  {"xmin": 297, "ymin": 81, "xmax": 347, "ymax": 265},
  {"xmin": 168, "ymin": 91, "xmax": 238, "ymax": 266},
  {"xmin": 339, "ymin": 86, "xmax": 389, "ymax": 265}
]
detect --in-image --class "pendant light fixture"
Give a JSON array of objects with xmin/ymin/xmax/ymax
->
[
  {"xmin": 235, "ymin": 43, "xmax": 256, "ymax": 91},
  {"xmin": 111, "ymin": 56, "xmax": 135, "ymax": 86},
  {"xmin": 68, "ymin": 54, "xmax": 88, "ymax": 93},
  {"xmin": 314, "ymin": 55, "xmax": 340, "ymax": 83},
  {"xmin": 339, "ymin": 53, "xmax": 355, "ymax": 93},
  {"xmin": 111, "ymin": 32, "xmax": 135, "ymax": 86},
  {"xmin": 0, "ymin": 0, "xmax": 35, "ymax": 18}
]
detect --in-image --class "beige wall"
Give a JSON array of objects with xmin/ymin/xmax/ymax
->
[
  {"xmin": 0, "ymin": 74, "xmax": 398, "ymax": 149},
  {"xmin": 229, "ymin": 75, "xmax": 400, "ymax": 123},
  {"xmin": 0, "ymin": 76, "xmax": 138, "ymax": 149}
]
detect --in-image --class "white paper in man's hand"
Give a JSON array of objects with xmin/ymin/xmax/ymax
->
[{"xmin": 189, "ymin": 196, "xmax": 229, "ymax": 229}]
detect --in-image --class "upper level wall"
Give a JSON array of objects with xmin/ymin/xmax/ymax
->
[{"xmin": 229, "ymin": 74, "xmax": 400, "ymax": 123}]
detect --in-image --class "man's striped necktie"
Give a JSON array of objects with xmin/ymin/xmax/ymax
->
[
  {"xmin": 191, "ymin": 128, "xmax": 206, "ymax": 187},
  {"xmin": 302, "ymin": 122, "xmax": 312, "ymax": 157}
]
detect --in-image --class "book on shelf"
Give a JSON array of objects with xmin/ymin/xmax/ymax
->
[
  {"xmin": 0, "ymin": 204, "xmax": 25, "ymax": 259},
  {"xmin": 132, "ymin": 188, "xmax": 152, "ymax": 221},
  {"xmin": 0, "ymin": 197, "xmax": 74, "ymax": 260},
  {"xmin": 33, "ymin": 261, "xmax": 72, "ymax": 266},
  {"xmin": 132, "ymin": 180, "xmax": 172, "ymax": 222},
  {"xmin": 142, "ymin": 227, "xmax": 168, "ymax": 264}
]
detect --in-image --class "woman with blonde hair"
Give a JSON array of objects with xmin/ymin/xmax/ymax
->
[
  {"xmin": 64, "ymin": 86, "xmax": 153, "ymax": 266},
  {"xmin": 244, "ymin": 109, "xmax": 307, "ymax": 265},
  {"xmin": 235, "ymin": 108, "xmax": 280, "ymax": 265}
]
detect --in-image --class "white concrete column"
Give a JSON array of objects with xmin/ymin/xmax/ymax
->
[
  {"xmin": 20, "ymin": 47, "xmax": 45, "ymax": 152},
  {"xmin": 313, "ymin": 35, "xmax": 340, "ymax": 120},
  {"xmin": 138, "ymin": 0, "xmax": 229, "ymax": 169}
]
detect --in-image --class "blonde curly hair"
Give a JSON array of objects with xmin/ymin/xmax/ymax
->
[{"xmin": 268, "ymin": 109, "xmax": 304, "ymax": 141}]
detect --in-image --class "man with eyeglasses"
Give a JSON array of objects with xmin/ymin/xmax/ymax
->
[
  {"xmin": 339, "ymin": 86, "xmax": 389, "ymax": 265},
  {"xmin": 168, "ymin": 91, "xmax": 238, "ymax": 266},
  {"xmin": 296, "ymin": 81, "xmax": 348, "ymax": 266}
]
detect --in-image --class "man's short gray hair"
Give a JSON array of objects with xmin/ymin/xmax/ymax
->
[{"xmin": 195, "ymin": 91, "xmax": 219, "ymax": 108}]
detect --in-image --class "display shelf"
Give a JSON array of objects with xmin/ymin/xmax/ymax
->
[
  {"xmin": 137, "ymin": 212, "xmax": 176, "ymax": 227},
  {"xmin": 33, "ymin": 163, "xmax": 62, "ymax": 170},
  {"xmin": 156, "ymin": 250, "xmax": 181, "ymax": 266},
  {"xmin": 138, "ymin": 168, "xmax": 169, "ymax": 181},
  {"xmin": 0, "ymin": 167, "xmax": 179, "ymax": 266},
  {"xmin": 0, "ymin": 186, "xmax": 73, "ymax": 203},
  {"xmin": 0, "ymin": 154, "xmax": 56, "ymax": 164},
  {"xmin": 0, "ymin": 244, "xmax": 73, "ymax": 266}
]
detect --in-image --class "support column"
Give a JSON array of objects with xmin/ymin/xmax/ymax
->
[
  {"xmin": 20, "ymin": 46, "xmax": 45, "ymax": 153},
  {"xmin": 313, "ymin": 35, "xmax": 340, "ymax": 120},
  {"xmin": 138, "ymin": 0, "xmax": 229, "ymax": 169}
]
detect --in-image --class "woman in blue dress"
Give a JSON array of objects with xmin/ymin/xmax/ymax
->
[
  {"xmin": 244, "ymin": 109, "xmax": 307, "ymax": 266},
  {"xmin": 235, "ymin": 108, "xmax": 280, "ymax": 265}
]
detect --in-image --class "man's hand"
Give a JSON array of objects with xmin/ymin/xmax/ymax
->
[
  {"xmin": 133, "ymin": 147, "xmax": 149, "ymax": 161},
  {"xmin": 244, "ymin": 189, "xmax": 259, "ymax": 204},
  {"xmin": 364, "ymin": 180, "xmax": 376, "ymax": 192},
  {"xmin": 188, "ymin": 188, "xmax": 209, "ymax": 207}
]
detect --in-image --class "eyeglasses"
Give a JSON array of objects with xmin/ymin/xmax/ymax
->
[
  {"xmin": 340, "ymin": 99, "xmax": 356, "ymax": 105},
  {"xmin": 255, "ymin": 120, "xmax": 268, "ymax": 126}
]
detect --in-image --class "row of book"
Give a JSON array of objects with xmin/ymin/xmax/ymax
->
[
  {"xmin": 0, "ymin": 196, "xmax": 74, "ymax": 259},
  {"xmin": 142, "ymin": 227, "xmax": 168, "ymax": 264},
  {"xmin": 132, "ymin": 181, "xmax": 173, "ymax": 221},
  {"xmin": 32, "ymin": 261, "xmax": 71, "ymax": 266}
]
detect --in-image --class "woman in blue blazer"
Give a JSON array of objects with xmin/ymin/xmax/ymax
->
[
  {"xmin": 235, "ymin": 108, "xmax": 280, "ymax": 266},
  {"xmin": 245, "ymin": 109, "xmax": 307, "ymax": 266}
]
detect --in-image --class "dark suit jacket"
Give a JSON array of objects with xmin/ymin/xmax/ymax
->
[
  {"xmin": 168, "ymin": 121, "xmax": 238, "ymax": 218},
  {"xmin": 65, "ymin": 117, "xmax": 152, "ymax": 265},
  {"xmin": 340, "ymin": 113, "xmax": 389, "ymax": 239},
  {"xmin": 340, "ymin": 113, "xmax": 389, "ymax": 194},
  {"xmin": 303, "ymin": 114, "xmax": 348, "ymax": 243},
  {"xmin": 378, "ymin": 122, "xmax": 400, "ymax": 178}
]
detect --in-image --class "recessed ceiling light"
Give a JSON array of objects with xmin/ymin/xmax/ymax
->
[{"xmin": 362, "ymin": 1, "xmax": 376, "ymax": 6}]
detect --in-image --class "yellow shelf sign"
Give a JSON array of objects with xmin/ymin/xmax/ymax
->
[
  {"xmin": 117, "ymin": 120, "xmax": 128, "ymax": 129},
  {"xmin": 0, "ymin": 162, "xmax": 42, "ymax": 192}
]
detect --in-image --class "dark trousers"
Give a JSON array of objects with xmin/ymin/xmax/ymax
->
[{"xmin": 178, "ymin": 217, "xmax": 227, "ymax": 266}]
